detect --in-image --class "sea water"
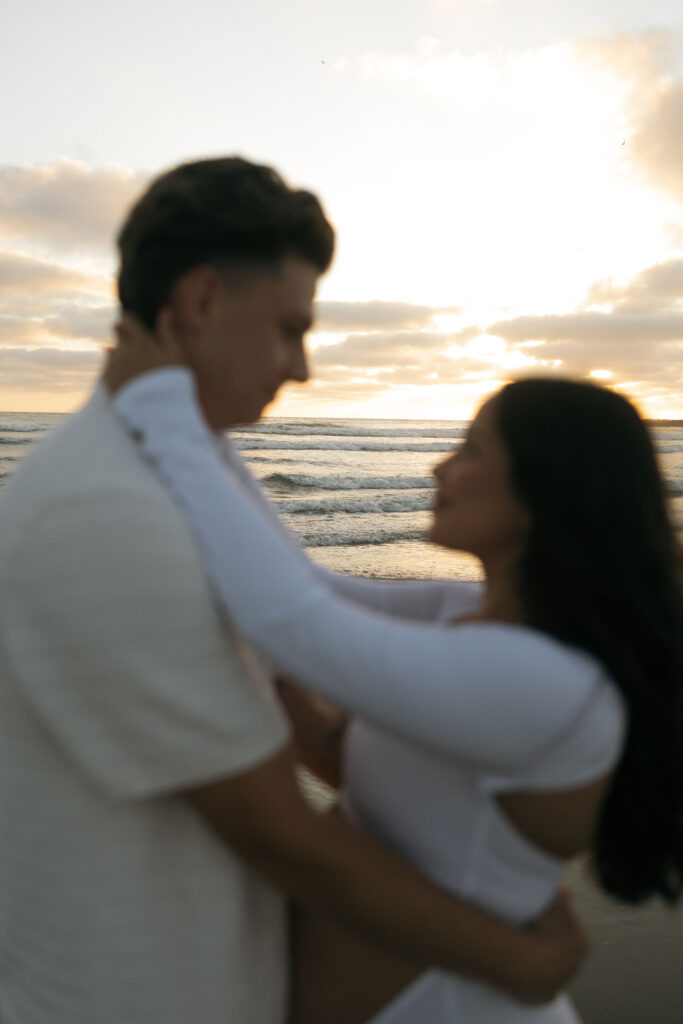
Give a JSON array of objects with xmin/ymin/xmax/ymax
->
[{"xmin": 1, "ymin": 412, "xmax": 682, "ymax": 581}]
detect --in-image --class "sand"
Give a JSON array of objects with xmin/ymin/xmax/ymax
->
[{"xmin": 567, "ymin": 858, "xmax": 683, "ymax": 1023}]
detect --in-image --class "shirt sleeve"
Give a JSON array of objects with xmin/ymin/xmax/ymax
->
[
  {"xmin": 220, "ymin": 432, "xmax": 483, "ymax": 622},
  {"xmin": 113, "ymin": 369, "xmax": 604, "ymax": 774},
  {"xmin": 2, "ymin": 483, "xmax": 290, "ymax": 799}
]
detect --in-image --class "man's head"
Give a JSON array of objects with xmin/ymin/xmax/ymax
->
[{"xmin": 116, "ymin": 157, "xmax": 334, "ymax": 427}]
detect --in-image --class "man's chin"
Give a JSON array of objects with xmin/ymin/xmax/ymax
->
[
  {"xmin": 426, "ymin": 523, "xmax": 447, "ymax": 548},
  {"xmin": 260, "ymin": 393, "xmax": 279, "ymax": 418}
]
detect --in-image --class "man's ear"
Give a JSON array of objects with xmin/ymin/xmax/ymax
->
[{"xmin": 166, "ymin": 265, "xmax": 223, "ymax": 339}]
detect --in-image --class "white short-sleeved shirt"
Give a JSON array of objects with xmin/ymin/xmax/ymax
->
[{"xmin": 0, "ymin": 387, "xmax": 290, "ymax": 1024}]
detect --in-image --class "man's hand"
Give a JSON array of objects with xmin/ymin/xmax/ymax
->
[
  {"xmin": 104, "ymin": 310, "xmax": 186, "ymax": 395},
  {"xmin": 504, "ymin": 887, "xmax": 589, "ymax": 1004}
]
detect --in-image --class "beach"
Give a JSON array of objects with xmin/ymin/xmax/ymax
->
[
  {"xmin": 5, "ymin": 412, "xmax": 683, "ymax": 1019},
  {"xmin": 568, "ymin": 858, "xmax": 683, "ymax": 1022}
]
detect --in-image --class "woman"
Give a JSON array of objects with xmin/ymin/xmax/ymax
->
[{"xmin": 106, "ymin": 317, "xmax": 683, "ymax": 1023}]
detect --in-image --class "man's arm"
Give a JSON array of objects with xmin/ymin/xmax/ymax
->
[{"xmin": 186, "ymin": 745, "xmax": 586, "ymax": 1005}]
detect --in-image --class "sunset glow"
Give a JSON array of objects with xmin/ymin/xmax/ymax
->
[{"xmin": 1, "ymin": 2, "xmax": 681, "ymax": 419}]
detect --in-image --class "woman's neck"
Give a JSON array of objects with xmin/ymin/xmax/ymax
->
[
  {"xmin": 477, "ymin": 554, "xmax": 526, "ymax": 625},
  {"xmin": 477, "ymin": 586, "xmax": 526, "ymax": 625}
]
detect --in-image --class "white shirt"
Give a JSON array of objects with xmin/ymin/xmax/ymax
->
[{"xmin": 0, "ymin": 387, "xmax": 290, "ymax": 1024}]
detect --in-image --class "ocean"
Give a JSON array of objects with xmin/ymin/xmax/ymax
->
[{"xmin": 1, "ymin": 412, "xmax": 682, "ymax": 582}]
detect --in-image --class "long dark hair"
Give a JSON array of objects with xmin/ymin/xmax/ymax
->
[{"xmin": 496, "ymin": 378, "xmax": 683, "ymax": 904}]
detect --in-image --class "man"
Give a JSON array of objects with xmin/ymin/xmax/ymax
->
[{"xmin": 0, "ymin": 157, "xmax": 583, "ymax": 1022}]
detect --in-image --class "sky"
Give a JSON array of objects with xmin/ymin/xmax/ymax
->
[{"xmin": 1, "ymin": 0, "xmax": 682, "ymax": 419}]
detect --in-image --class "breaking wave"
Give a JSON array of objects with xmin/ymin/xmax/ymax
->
[
  {"xmin": 236, "ymin": 438, "xmax": 456, "ymax": 452},
  {"xmin": 276, "ymin": 495, "xmax": 432, "ymax": 514},
  {"xmin": 261, "ymin": 472, "xmax": 434, "ymax": 492},
  {"xmin": 238, "ymin": 422, "xmax": 466, "ymax": 439},
  {"xmin": 300, "ymin": 527, "xmax": 425, "ymax": 548}
]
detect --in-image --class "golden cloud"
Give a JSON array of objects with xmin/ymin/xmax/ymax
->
[{"xmin": 0, "ymin": 159, "xmax": 147, "ymax": 254}]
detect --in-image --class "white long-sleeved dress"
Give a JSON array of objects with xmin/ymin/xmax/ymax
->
[{"xmin": 114, "ymin": 370, "xmax": 626, "ymax": 1024}]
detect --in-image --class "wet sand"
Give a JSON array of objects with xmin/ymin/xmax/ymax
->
[{"xmin": 567, "ymin": 858, "xmax": 683, "ymax": 1023}]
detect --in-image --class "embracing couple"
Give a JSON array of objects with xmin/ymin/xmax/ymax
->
[{"xmin": 0, "ymin": 156, "xmax": 681, "ymax": 1024}]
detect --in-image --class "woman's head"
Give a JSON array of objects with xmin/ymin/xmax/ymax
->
[
  {"xmin": 431, "ymin": 377, "xmax": 673, "ymax": 587},
  {"xmin": 428, "ymin": 396, "xmax": 530, "ymax": 572},
  {"xmin": 495, "ymin": 378, "xmax": 676, "ymax": 603},
  {"xmin": 461, "ymin": 377, "xmax": 683, "ymax": 905}
]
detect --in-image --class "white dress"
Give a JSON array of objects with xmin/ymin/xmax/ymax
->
[{"xmin": 114, "ymin": 370, "xmax": 627, "ymax": 1024}]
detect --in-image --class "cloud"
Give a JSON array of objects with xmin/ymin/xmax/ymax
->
[
  {"xmin": 484, "ymin": 256, "xmax": 683, "ymax": 382},
  {"xmin": 632, "ymin": 81, "xmax": 683, "ymax": 202},
  {"xmin": 0, "ymin": 304, "xmax": 114, "ymax": 348},
  {"xmin": 0, "ymin": 303, "xmax": 115, "ymax": 349},
  {"xmin": 0, "ymin": 347, "xmax": 102, "ymax": 392},
  {"xmin": 585, "ymin": 257, "xmax": 683, "ymax": 312},
  {"xmin": 479, "ymin": 258, "xmax": 683, "ymax": 391},
  {"xmin": 315, "ymin": 300, "xmax": 458, "ymax": 330},
  {"xmin": 42, "ymin": 304, "xmax": 115, "ymax": 343},
  {"xmin": 0, "ymin": 250, "xmax": 116, "ymax": 348},
  {"xmin": 0, "ymin": 317, "xmax": 45, "ymax": 345},
  {"xmin": 488, "ymin": 310, "xmax": 683, "ymax": 344},
  {"xmin": 310, "ymin": 329, "xmax": 511, "ymax": 393},
  {"xmin": 312, "ymin": 330, "xmax": 454, "ymax": 369},
  {"xmin": 354, "ymin": 32, "xmax": 683, "ymax": 211},
  {"xmin": 577, "ymin": 33, "xmax": 683, "ymax": 204},
  {"xmin": 0, "ymin": 159, "xmax": 147, "ymax": 254},
  {"xmin": 0, "ymin": 250, "xmax": 112, "ymax": 297}
]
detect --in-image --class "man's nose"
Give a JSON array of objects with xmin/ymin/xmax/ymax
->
[{"xmin": 289, "ymin": 343, "xmax": 309, "ymax": 383}]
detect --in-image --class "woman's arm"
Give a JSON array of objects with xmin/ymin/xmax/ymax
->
[{"xmin": 111, "ymin": 368, "xmax": 599, "ymax": 773}]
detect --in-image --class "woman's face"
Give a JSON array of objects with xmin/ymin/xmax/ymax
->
[{"xmin": 428, "ymin": 397, "xmax": 530, "ymax": 565}]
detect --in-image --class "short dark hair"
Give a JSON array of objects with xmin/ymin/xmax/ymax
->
[
  {"xmin": 496, "ymin": 378, "xmax": 683, "ymax": 905},
  {"xmin": 117, "ymin": 157, "xmax": 335, "ymax": 328}
]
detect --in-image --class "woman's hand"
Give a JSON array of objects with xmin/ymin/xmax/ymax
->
[{"xmin": 104, "ymin": 309, "xmax": 186, "ymax": 395}]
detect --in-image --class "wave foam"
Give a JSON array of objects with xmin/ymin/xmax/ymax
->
[
  {"xmin": 0, "ymin": 423, "xmax": 50, "ymax": 433},
  {"xmin": 238, "ymin": 423, "xmax": 466, "ymax": 439},
  {"xmin": 277, "ymin": 496, "xmax": 432, "ymax": 514},
  {"xmin": 262, "ymin": 472, "xmax": 434, "ymax": 492},
  {"xmin": 300, "ymin": 527, "xmax": 425, "ymax": 548},
  {"xmin": 238, "ymin": 438, "xmax": 455, "ymax": 452}
]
